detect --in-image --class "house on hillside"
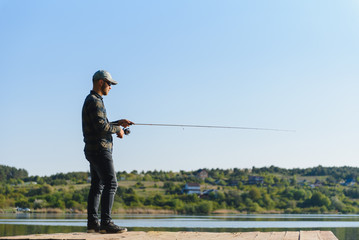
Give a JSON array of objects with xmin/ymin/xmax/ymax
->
[
  {"xmin": 248, "ymin": 176, "xmax": 264, "ymax": 185},
  {"xmin": 341, "ymin": 178, "xmax": 356, "ymax": 186},
  {"xmin": 182, "ymin": 183, "xmax": 201, "ymax": 195},
  {"xmin": 195, "ymin": 169, "xmax": 208, "ymax": 180}
]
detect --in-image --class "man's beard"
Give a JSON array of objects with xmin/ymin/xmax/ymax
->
[{"xmin": 101, "ymin": 84, "xmax": 108, "ymax": 95}]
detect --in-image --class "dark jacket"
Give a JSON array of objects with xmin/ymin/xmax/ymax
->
[{"xmin": 82, "ymin": 91, "xmax": 120, "ymax": 153}]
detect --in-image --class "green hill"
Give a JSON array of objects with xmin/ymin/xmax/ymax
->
[{"xmin": 1, "ymin": 165, "xmax": 359, "ymax": 214}]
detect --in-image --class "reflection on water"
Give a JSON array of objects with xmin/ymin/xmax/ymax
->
[
  {"xmin": 0, "ymin": 224, "xmax": 85, "ymax": 237},
  {"xmin": 2, "ymin": 214, "xmax": 359, "ymax": 239}
]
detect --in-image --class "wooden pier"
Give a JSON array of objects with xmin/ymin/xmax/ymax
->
[{"xmin": 0, "ymin": 231, "xmax": 338, "ymax": 240}]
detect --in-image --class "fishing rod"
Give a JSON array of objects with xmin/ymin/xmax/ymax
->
[{"xmin": 111, "ymin": 121, "xmax": 295, "ymax": 135}]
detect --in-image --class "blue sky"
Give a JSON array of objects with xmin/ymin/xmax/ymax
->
[{"xmin": 1, "ymin": 0, "xmax": 359, "ymax": 176}]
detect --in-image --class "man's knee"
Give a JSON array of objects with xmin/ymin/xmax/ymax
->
[
  {"xmin": 90, "ymin": 183, "xmax": 104, "ymax": 194},
  {"xmin": 102, "ymin": 176, "xmax": 117, "ymax": 190}
]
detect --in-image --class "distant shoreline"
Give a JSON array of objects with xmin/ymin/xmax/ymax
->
[{"xmin": 0, "ymin": 207, "xmax": 343, "ymax": 215}]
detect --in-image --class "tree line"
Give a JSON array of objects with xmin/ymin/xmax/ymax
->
[{"xmin": 1, "ymin": 164, "xmax": 359, "ymax": 214}]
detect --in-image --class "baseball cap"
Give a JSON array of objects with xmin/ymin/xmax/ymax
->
[{"xmin": 92, "ymin": 70, "xmax": 118, "ymax": 85}]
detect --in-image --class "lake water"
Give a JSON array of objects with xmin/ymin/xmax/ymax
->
[{"xmin": 1, "ymin": 213, "xmax": 359, "ymax": 240}]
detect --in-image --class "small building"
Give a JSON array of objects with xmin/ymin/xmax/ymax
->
[
  {"xmin": 248, "ymin": 176, "xmax": 264, "ymax": 185},
  {"xmin": 16, "ymin": 207, "xmax": 30, "ymax": 212},
  {"xmin": 341, "ymin": 178, "xmax": 356, "ymax": 186},
  {"xmin": 182, "ymin": 183, "xmax": 201, "ymax": 195},
  {"xmin": 195, "ymin": 169, "xmax": 208, "ymax": 180}
]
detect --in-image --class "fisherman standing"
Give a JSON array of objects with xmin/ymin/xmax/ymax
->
[{"xmin": 82, "ymin": 70, "xmax": 133, "ymax": 234}]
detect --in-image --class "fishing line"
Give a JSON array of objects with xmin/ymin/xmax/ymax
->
[
  {"xmin": 134, "ymin": 123, "xmax": 294, "ymax": 132},
  {"xmin": 112, "ymin": 121, "xmax": 295, "ymax": 135}
]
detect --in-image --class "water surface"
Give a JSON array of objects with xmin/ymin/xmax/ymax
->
[{"xmin": 1, "ymin": 213, "xmax": 359, "ymax": 239}]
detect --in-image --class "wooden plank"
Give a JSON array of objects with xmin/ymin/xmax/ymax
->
[
  {"xmin": 254, "ymin": 232, "xmax": 272, "ymax": 240},
  {"xmin": 283, "ymin": 231, "xmax": 299, "ymax": 240},
  {"xmin": 237, "ymin": 231, "xmax": 260, "ymax": 240},
  {"xmin": 268, "ymin": 232, "xmax": 286, "ymax": 240},
  {"xmin": 318, "ymin": 231, "xmax": 338, "ymax": 240},
  {"xmin": 299, "ymin": 231, "xmax": 320, "ymax": 240},
  {"xmin": 0, "ymin": 231, "xmax": 339, "ymax": 240}
]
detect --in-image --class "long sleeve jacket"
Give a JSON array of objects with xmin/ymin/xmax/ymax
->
[{"xmin": 82, "ymin": 91, "xmax": 120, "ymax": 153}]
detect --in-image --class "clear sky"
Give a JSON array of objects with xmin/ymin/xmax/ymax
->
[{"xmin": 1, "ymin": 0, "xmax": 359, "ymax": 176}]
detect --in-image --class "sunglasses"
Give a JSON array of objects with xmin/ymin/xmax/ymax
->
[{"xmin": 103, "ymin": 79, "xmax": 112, "ymax": 86}]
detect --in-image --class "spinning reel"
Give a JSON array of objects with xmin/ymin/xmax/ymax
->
[{"xmin": 123, "ymin": 128, "xmax": 131, "ymax": 135}]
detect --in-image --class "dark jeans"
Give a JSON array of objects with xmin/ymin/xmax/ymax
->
[{"xmin": 85, "ymin": 151, "xmax": 118, "ymax": 223}]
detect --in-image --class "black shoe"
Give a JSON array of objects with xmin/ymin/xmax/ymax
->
[
  {"xmin": 87, "ymin": 220, "xmax": 100, "ymax": 233},
  {"xmin": 100, "ymin": 221, "xmax": 127, "ymax": 234}
]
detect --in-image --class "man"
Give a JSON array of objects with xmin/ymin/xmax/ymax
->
[{"xmin": 82, "ymin": 70, "xmax": 133, "ymax": 234}]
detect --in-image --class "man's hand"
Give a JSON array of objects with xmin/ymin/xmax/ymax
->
[
  {"xmin": 116, "ymin": 128, "xmax": 124, "ymax": 139},
  {"xmin": 118, "ymin": 119, "xmax": 134, "ymax": 128}
]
